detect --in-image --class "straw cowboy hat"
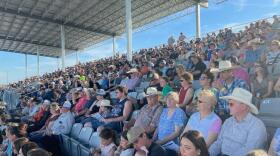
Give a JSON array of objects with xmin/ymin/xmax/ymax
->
[
  {"xmin": 98, "ymin": 99, "xmax": 112, "ymax": 107},
  {"xmin": 127, "ymin": 68, "xmax": 138, "ymax": 74},
  {"xmin": 220, "ymin": 88, "xmax": 259, "ymax": 114},
  {"xmin": 210, "ymin": 60, "xmax": 238, "ymax": 73},
  {"xmin": 127, "ymin": 126, "xmax": 146, "ymax": 144},
  {"xmin": 144, "ymin": 87, "xmax": 161, "ymax": 97}
]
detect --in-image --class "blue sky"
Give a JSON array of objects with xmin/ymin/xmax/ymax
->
[{"xmin": 0, "ymin": 0, "xmax": 280, "ymax": 85}]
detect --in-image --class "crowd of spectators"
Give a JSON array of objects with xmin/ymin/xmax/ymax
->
[{"xmin": 0, "ymin": 15, "xmax": 280, "ymax": 156}]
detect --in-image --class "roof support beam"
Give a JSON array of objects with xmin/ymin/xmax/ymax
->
[
  {"xmin": 0, "ymin": 36, "xmax": 77, "ymax": 51},
  {"xmin": 0, "ymin": 49, "xmax": 59, "ymax": 58},
  {"xmin": 0, "ymin": 7, "xmax": 115, "ymax": 36}
]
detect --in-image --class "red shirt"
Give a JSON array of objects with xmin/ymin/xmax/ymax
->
[{"xmin": 179, "ymin": 87, "xmax": 191, "ymax": 105}]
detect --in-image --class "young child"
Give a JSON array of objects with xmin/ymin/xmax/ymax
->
[
  {"xmin": 84, "ymin": 100, "xmax": 112, "ymax": 128},
  {"xmin": 114, "ymin": 130, "xmax": 134, "ymax": 156},
  {"xmin": 92, "ymin": 128, "xmax": 117, "ymax": 156}
]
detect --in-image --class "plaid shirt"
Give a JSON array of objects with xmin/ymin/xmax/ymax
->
[{"xmin": 217, "ymin": 78, "xmax": 249, "ymax": 114}]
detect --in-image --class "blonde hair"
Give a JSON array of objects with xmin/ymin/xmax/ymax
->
[
  {"xmin": 198, "ymin": 90, "xmax": 217, "ymax": 108},
  {"xmin": 50, "ymin": 103, "xmax": 60, "ymax": 112},
  {"xmin": 176, "ymin": 64, "xmax": 185, "ymax": 76},
  {"xmin": 271, "ymin": 40, "xmax": 280, "ymax": 47},
  {"xmin": 167, "ymin": 91, "xmax": 179, "ymax": 104}
]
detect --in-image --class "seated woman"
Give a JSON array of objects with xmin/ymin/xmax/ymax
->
[
  {"xmin": 27, "ymin": 100, "xmax": 51, "ymax": 133},
  {"xmin": 180, "ymin": 130, "xmax": 210, "ymax": 156},
  {"xmin": 29, "ymin": 103, "xmax": 60, "ymax": 143},
  {"xmin": 182, "ymin": 90, "xmax": 222, "ymax": 147},
  {"xmin": 178, "ymin": 72, "xmax": 194, "ymax": 114},
  {"xmin": 250, "ymin": 64, "xmax": 274, "ymax": 106},
  {"xmin": 87, "ymin": 86, "xmax": 133, "ymax": 132},
  {"xmin": 78, "ymin": 89, "xmax": 106, "ymax": 123},
  {"xmin": 268, "ymin": 128, "xmax": 280, "ymax": 156},
  {"xmin": 154, "ymin": 92, "xmax": 187, "ymax": 152}
]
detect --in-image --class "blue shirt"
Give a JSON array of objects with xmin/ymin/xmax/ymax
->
[
  {"xmin": 158, "ymin": 108, "xmax": 186, "ymax": 143},
  {"xmin": 209, "ymin": 113, "xmax": 267, "ymax": 156},
  {"xmin": 217, "ymin": 78, "xmax": 249, "ymax": 113},
  {"xmin": 245, "ymin": 49, "xmax": 262, "ymax": 63},
  {"xmin": 187, "ymin": 112, "xmax": 222, "ymax": 139},
  {"xmin": 274, "ymin": 128, "xmax": 280, "ymax": 156},
  {"xmin": 51, "ymin": 111, "xmax": 74, "ymax": 135}
]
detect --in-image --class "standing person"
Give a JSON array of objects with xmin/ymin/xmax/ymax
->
[
  {"xmin": 209, "ymin": 88, "xmax": 267, "ymax": 156},
  {"xmin": 179, "ymin": 130, "xmax": 210, "ymax": 156}
]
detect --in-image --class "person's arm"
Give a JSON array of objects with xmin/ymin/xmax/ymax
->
[
  {"xmin": 274, "ymin": 77, "xmax": 280, "ymax": 91},
  {"xmin": 262, "ymin": 79, "xmax": 273, "ymax": 98},
  {"xmin": 157, "ymin": 125, "xmax": 183, "ymax": 145},
  {"xmin": 205, "ymin": 119, "xmax": 222, "ymax": 148},
  {"xmin": 209, "ymin": 120, "xmax": 227, "ymax": 156},
  {"xmin": 147, "ymin": 106, "xmax": 163, "ymax": 133},
  {"xmin": 106, "ymin": 100, "xmax": 133, "ymax": 122},
  {"xmin": 181, "ymin": 88, "xmax": 194, "ymax": 108},
  {"xmin": 268, "ymin": 139, "xmax": 276, "ymax": 156}
]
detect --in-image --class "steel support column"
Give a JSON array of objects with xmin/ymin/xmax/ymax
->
[
  {"xmin": 125, "ymin": 0, "xmax": 132, "ymax": 62},
  {"xmin": 61, "ymin": 25, "xmax": 66, "ymax": 72},
  {"xmin": 195, "ymin": 2, "xmax": 201, "ymax": 38},
  {"xmin": 36, "ymin": 46, "xmax": 40, "ymax": 77}
]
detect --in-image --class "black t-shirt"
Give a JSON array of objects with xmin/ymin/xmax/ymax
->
[
  {"xmin": 191, "ymin": 61, "xmax": 206, "ymax": 80},
  {"xmin": 148, "ymin": 142, "xmax": 166, "ymax": 156}
]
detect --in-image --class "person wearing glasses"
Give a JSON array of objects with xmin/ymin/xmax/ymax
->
[
  {"xmin": 178, "ymin": 72, "xmax": 194, "ymax": 114},
  {"xmin": 182, "ymin": 90, "xmax": 221, "ymax": 148},
  {"xmin": 209, "ymin": 88, "xmax": 267, "ymax": 156},
  {"xmin": 191, "ymin": 69, "xmax": 218, "ymax": 114}
]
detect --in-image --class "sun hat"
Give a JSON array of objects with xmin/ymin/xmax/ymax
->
[
  {"xmin": 98, "ymin": 100, "xmax": 112, "ymax": 107},
  {"xmin": 220, "ymin": 88, "xmax": 258, "ymax": 114},
  {"xmin": 210, "ymin": 60, "xmax": 238, "ymax": 73},
  {"xmin": 144, "ymin": 87, "xmax": 160, "ymax": 97},
  {"xmin": 96, "ymin": 89, "xmax": 106, "ymax": 96},
  {"xmin": 62, "ymin": 101, "xmax": 72, "ymax": 109},
  {"xmin": 127, "ymin": 126, "xmax": 146, "ymax": 144},
  {"xmin": 127, "ymin": 68, "xmax": 138, "ymax": 74}
]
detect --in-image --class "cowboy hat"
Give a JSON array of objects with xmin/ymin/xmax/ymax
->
[
  {"xmin": 127, "ymin": 68, "xmax": 138, "ymax": 74},
  {"xmin": 210, "ymin": 60, "xmax": 238, "ymax": 73},
  {"xmin": 127, "ymin": 126, "xmax": 146, "ymax": 144},
  {"xmin": 144, "ymin": 87, "xmax": 160, "ymax": 97},
  {"xmin": 98, "ymin": 100, "xmax": 112, "ymax": 107},
  {"xmin": 96, "ymin": 89, "xmax": 106, "ymax": 96},
  {"xmin": 220, "ymin": 88, "xmax": 258, "ymax": 114}
]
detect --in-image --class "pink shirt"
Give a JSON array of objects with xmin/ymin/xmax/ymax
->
[
  {"xmin": 233, "ymin": 68, "xmax": 250, "ymax": 84},
  {"xmin": 75, "ymin": 96, "xmax": 88, "ymax": 113}
]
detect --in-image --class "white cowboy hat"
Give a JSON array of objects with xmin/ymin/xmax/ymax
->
[
  {"xmin": 144, "ymin": 87, "xmax": 160, "ymax": 97},
  {"xmin": 98, "ymin": 99, "xmax": 112, "ymax": 107},
  {"xmin": 127, "ymin": 68, "xmax": 138, "ymax": 74},
  {"xmin": 210, "ymin": 60, "xmax": 237, "ymax": 73},
  {"xmin": 96, "ymin": 89, "xmax": 106, "ymax": 96},
  {"xmin": 220, "ymin": 88, "xmax": 259, "ymax": 114}
]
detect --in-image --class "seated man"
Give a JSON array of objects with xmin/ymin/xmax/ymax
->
[
  {"xmin": 38, "ymin": 101, "xmax": 74, "ymax": 155},
  {"xmin": 124, "ymin": 87, "xmax": 163, "ymax": 134},
  {"xmin": 268, "ymin": 128, "xmax": 280, "ymax": 156},
  {"xmin": 209, "ymin": 88, "xmax": 267, "ymax": 156},
  {"xmin": 127, "ymin": 126, "xmax": 166, "ymax": 156}
]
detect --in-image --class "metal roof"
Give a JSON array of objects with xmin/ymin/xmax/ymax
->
[{"xmin": 0, "ymin": 0, "xmax": 202, "ymax": 58}]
